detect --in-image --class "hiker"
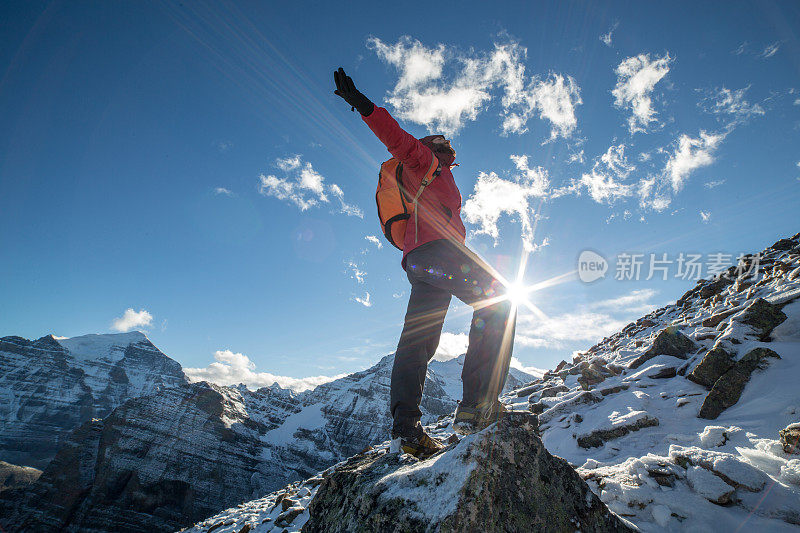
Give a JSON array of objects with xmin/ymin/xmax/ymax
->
[{"xmin": 334, "ymin": 67, "xmax": 517, "ymax": 458}]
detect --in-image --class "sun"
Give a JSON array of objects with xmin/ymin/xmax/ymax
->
[{"xmin": 505, "ymin": 280, "xmax": 528, "ymax": 307}]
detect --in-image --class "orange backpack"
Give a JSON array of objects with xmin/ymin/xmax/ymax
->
[{"xmin": 375, "ymin": 154, "xmax": 441, "ymax": 250}]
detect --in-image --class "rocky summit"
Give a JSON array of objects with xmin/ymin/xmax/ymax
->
[{"xmin": 302, "ymin": 413, "xmax": 632, "ymax": 533}]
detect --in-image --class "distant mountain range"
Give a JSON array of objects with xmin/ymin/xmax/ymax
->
[{"xmin": 0, "ymin": 330, "xmax": 537, "ymax": 531}]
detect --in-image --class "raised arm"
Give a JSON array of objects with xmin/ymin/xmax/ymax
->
[{"xmin": 333, "ymin": 67, "xmax": 433, "ymax": 173}]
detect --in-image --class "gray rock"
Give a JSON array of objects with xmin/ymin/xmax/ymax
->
[
  {"xmin": 649, "ymin": 367, "xmax": 677, "ymax": 379},
  {"xmin": 779, "ymin": 423, "xmax": 800, "ymax": 454},
  {"xmin": 0, "ymin": 461, "xmax": 41, "ymax": 493},
  {"xmin": 771, "ymin": 238, "xmax": 795, "ymax": 251},
  {"xmin": 576, "ymin": 415, "xmax": 659, "ymax": 449},
  {"xmin": 578, "ymin": 363, "xmax": 607, "ymax": 390},
  {"xmin": 739, "ymin": 298, "xmax": 788, "ymax": 341},
  {"xmin": 302, "ymin": 414, "xmax": 632, "ymax": 533},
  {"xmin": 629, "ymin": 327, "xmax": 698, "ymax": 369},
  {"xmin": 688, "ymin": 348, "xmax": 735, "ymax": 389},
  {"xmin": 699, "ymin": 348, "xmax": 781, "ymax": 419},
  {"xmin": 702, "ymin": 308, "xmax": 739, "ymax": 328}
]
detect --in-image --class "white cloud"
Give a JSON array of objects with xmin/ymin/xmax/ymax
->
[
  {"xmin": 612, "ymin": 53, "xmax": 672, "ymax": 134},
  {"xmin": 636, "ymin": 130, "xmax": 725, "ymax": 211},
  {"xmin": 600, "ymin": 22, "xmax": 619, "ymax": 47},
  {"xmin": 794, "ymin": 98, "xmax": 800, "ymax": 106},
  {"xmin": 365, "ymin": 235, "xmax": 383, "ymax": 249},
  {"xmin": 762, "ymin": 42, "xmax": 780, "ymax": 58},
  {"xmin": 733, "ymin": 42, "xmax": 748, "ymax": 55},
  {"xmin": 216, "ymin": 140, "xmax": 233, "ymax": 152},
  {"xmin": 516, "ymin": 289, "xmax": 659, "ymax": 348},
  {"xmin": 699, "ymin": 86, "xmax": 765, "ymax": 125},
  {"xmin": 213, "ymin": 187, "xmax": 234, "ymax": 196},
  {"xmin": 392, "ymin": 292, "xmax": 405, "ymax": 299},
  {"xmin": 562, "ymin": 144, "xmax": 637, "ymax": 205},
  {"xmin": 665, "ymin": 131, "xmax": 724, "ymax": 192},
  {"xmin": 329, "ymin": 183, "xmax": 364, "ymax": 218},
  {"xmin": 185, "ymin": 349, "xmax": 345, "ymax": 392},
  {"xmin": 704, "ymin": 179, "xmax": 726, "ymax": 189},
  {"xmin": 258, "ymin": 155, "xmax": 362, "ymax": 217},
  {"xmin": 367, "ymin": 36, "xmax": 581, "ymax": 139},
  {"xmin": 567, "ymin": 149, "xmax": 585, "ymax": 164},
  {"xmin": 502, "ymin": 73, "xmax": 583, "ymax": 140},
  {"xmin": 354, "ymin": 292, "xmax": 372, "ymax": 307},
  {"xmin": 346, "ymin": 260, "xmax": 366, "ymax": 284},
  {"xmin": 463, "ymin": 154, "xmax": 549, "ymax": 250},
  {"xmin": 700, "ymin": 211, "xmax": 711, "ymax": 223},
  {"xmin": 111, "ymin": 308, "xmax": 153, "ymax": 332},
  {"xmin": 432, "ymin": 332, "xmax": 469, "ymax": 361}
]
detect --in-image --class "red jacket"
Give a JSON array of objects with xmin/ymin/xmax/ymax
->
[{"xmin": 362, "ymin": 107, "xmax": 467, "ymax": 267}]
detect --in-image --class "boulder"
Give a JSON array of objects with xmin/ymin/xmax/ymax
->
[
  {"xmin": 577, "ymin": 363, "xmax": 607, "ymax": 390},
  {"xmin": 739, "ymin": 298, "xmax": 788, "ymax": 341},
  {"xmin": 701, "ymin": 308, "xmax": 739, "ymax": 328},
  {"xmin": 780, "ymin": 423, "xmax": 800, "ymax": 454},
  {"xmin": 576, "ymin": 414, "xmax": 659, "ymax": 449},
  {"xmin": 699, "ymin": 348, "xmax": 781, "ymax": 419},
  {"xmin": 302, "ymin": 414, "xmax": 632, "ymax": 533},
  {"xmin": 648, "ymin": 367, "xmax": 677, "ymax": 379},
  {"xmin": 628, "ymin": 327, "xmax": 698, "ymax": 369},
  {"xmin": 771, "ymin": 238, "xmax": 795, "ymax": 251},
  {"xmin": 687, "ymin": 348, "xmax": 735, "ymax": 389}
]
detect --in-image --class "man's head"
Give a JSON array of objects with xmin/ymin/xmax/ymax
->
[{"xmin": 419, "ymin": 134, "xmax": 456, "ymax": 166}]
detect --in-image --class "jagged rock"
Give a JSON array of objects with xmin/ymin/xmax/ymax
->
[
  {"xmin": 780, "ymin": 423, "xmax": 800, "ymax": 454},
  {"xmin": 688, "ymin": 348, "xmax": 735, "ymax": 389},
  {"xmin": 702, "ymin": 308, "xmax": 740, "ymax": 328},
  {"xmin": 538, "ymin": 392, "xmax": 602, "ymax": 426},
  {"xmin": 303, "ymin": 414, "xmax": 632, "ymax": 533},
  {"xmin": 771, "ymin": 238, "xmax": 795, "ymax": 251},
  {"xmin": 555, "ymin": 360, "xmax": 568, "ymax": 372},
  {"xmin": 576, "ymin": 414, "xmax": 659, "ymax": 448},
  {"xmin": 699, "ymin": 348, "xmax": 781, "ymax": 419},
  {"xmin": 578, "ymin": 363, "xmax": 606, "ymax": 390},
  {"xmin": 533, "ymin": 384, "xmax": 569, "ymax": 401},
  {"xmin": 599, "ymin": 383, "xmax": 630, "ymax": 396},
  {"xmin": 649, "ymin": 367, "xmax": 677, "ymax": 379},
  {"xmin": 0, "ymin": 461, "xmax": 41, "ymax": 492},
  {"xmin": 699, "ymin": 277, "xmax": 733, "ymax": 299},
  {"xmin": 739, "ymin": 298, "xmax": 788, "ymax": 340},
  {"xmin": 628, "ymin": 327, "xmax": 698, "ymax": 369}
]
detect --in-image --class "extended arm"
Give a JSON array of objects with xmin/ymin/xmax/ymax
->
[{"xmin": 333, "ymin": 67, "xmax": 433, "ymax": 174}]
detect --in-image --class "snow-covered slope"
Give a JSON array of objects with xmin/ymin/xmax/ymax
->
[
  {"xmin": 0, "ymin": 331, "xmax": 187, "ymax": 468},
  {"xmin": 180, "ymin": 232, "xmax": 800, "ymax": 533}
]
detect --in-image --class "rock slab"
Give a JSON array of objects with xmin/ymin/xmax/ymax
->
[
  {"xmin": 699, "ymin": 348, "xmax": 781, "ymax": 419},
  {"xmin": 303, "ymin": 413, "xmax": 632, "ymax": 533}
]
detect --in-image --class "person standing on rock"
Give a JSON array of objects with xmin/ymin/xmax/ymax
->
[{"xmin": 333, "ymin": 67, "xmax": 517, "ymax": 458}]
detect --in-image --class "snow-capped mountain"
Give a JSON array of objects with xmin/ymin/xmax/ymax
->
[
  {"xmin": 0, "ymin": 332, "xmax": 187, "ymax": 468},
  {"xmin": 0, "ymin": 344, "xmax": 537, "ymax": 532},
  {"xmin": 180, "ymin": 232, "xmax": 800, "ymax": 533}
]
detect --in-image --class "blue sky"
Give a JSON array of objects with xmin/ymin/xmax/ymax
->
[{"xmin": 2, "ymin": 1, "xmax": 799, "ymax": 390}]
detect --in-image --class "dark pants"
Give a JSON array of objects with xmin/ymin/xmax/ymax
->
[{"xmin": 391, "ymin": 239, "xmax": 517, "ymax": 432}]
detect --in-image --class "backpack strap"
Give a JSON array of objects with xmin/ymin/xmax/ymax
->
[{"xmin": 412, "ymin": 152, "xmax": 442, "ymax": 244}]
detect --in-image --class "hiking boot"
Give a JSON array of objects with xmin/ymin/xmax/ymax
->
[
  {"xmin": 453, "ymin": 399, "xmax": 508, "ymax": 435},
  {"xmin": 389, "ymin": 423, "xmax": 445, "ymax": 459}
]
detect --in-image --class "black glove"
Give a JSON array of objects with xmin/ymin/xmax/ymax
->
[{"xmin": 333, "ymin": 67, "xmax": 374, "ymax": 116}]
